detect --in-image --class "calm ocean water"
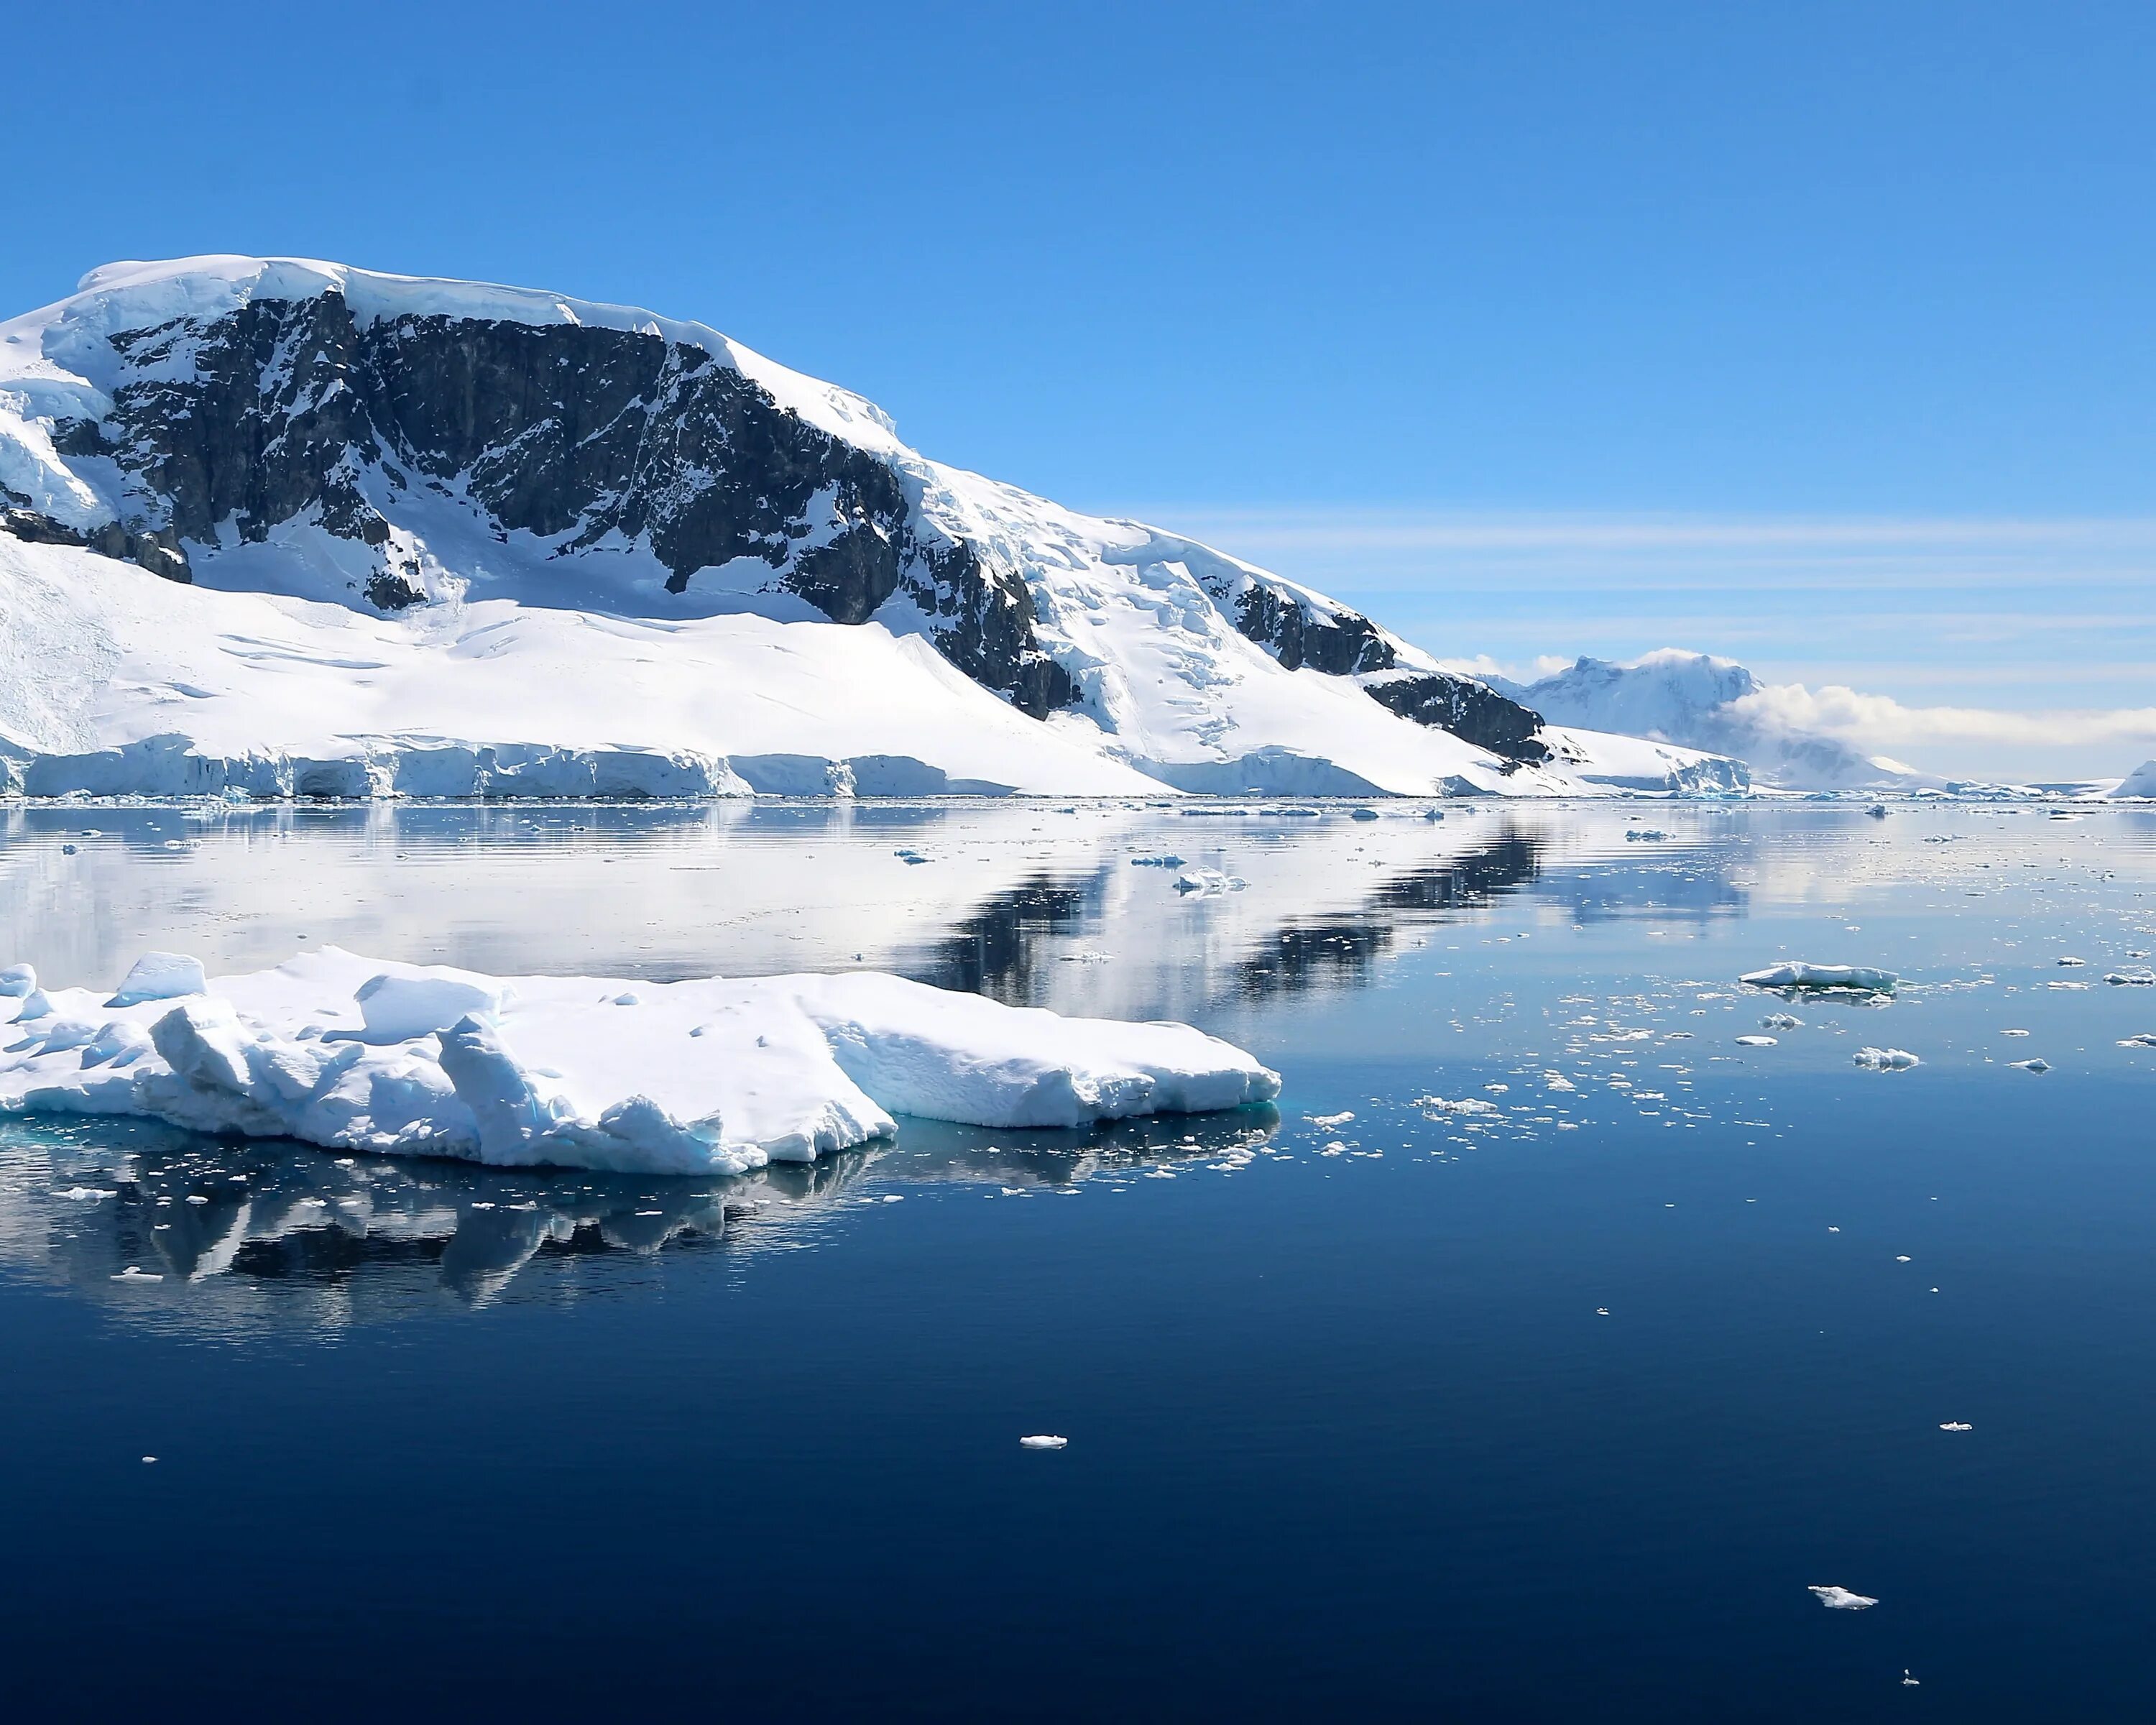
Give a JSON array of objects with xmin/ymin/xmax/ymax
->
[{"xmin": 2, "ymin": 799, "xmax": 2152, "ymax": 1721}]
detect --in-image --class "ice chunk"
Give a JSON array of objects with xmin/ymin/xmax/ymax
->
[
  {"xmin": 0, "ymin": 947, "xmax": 1279, "ymax": 1174},
  {"xmin": 106, "ymin": 952, "xmax": 207, "ymax": 1007},
  {"xmin": 1940, "ymin": 1422, "xmax": 1973, "ymax": 1432},
  {"xmin": 1741, "ymin": 962, "xmax": 1898, "ymax": 993},
  {"xmin": 0, "ymin": 963, "xmax": 34, "ymax": 998},
  {"xmin": 1414, "ymin": 1095, "xmax": 1498, "ymax": 1116},
  {"xmin": 355, "ymin": 970, "xmax": 508, "ymax": 1041},
  {"xmin": 2105, "ymin": 968, "xmax": 2156, "ymax": 987},
  {"xmin": 1761, "ymin": 1013, "xmax": 1802, "ymax": 1029},
  {"xmin": 1173, "ymin": 869, "xmax": 1248, "ymax": 896},
  {"xmin": 1018, "ymin": 1435, "xmax": 1069, "ymax": 1449},
  {"xmin": 2119, "ymin": 1034, "xmax": 2156, "ymax": 1049},
  {"xmin": 1807, "ymin": 1586, "xmax": 1878, "ymax": 1610},
  {"xmin": 1853, "ymin": 1046, "xmax": 1920, "ymax": 1071},
  {"xmin": 1623, "ymin": 829, "xmax": 1668, "ymax": 842},
  {"xmin": 2008, "ymin": 1058, "xmax": 2050, "ymax": 1073},
  {"xmin": 1128, "ymin": 855, "xmax": 1187, "ymax": 868},
  {"xmin": 1734, "ymin": 1035, "xmax": 1778, "ymax": 1047}
]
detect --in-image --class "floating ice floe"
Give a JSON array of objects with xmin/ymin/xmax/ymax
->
[
  {"xmin": 1740, "ymin": 962, "xmax": 1899, "ymax": 993},
  {"xmin": 1734, "ymin": 1035, "xmax": 1778, "ymax": 1048},
  {"xmin": 1018, "ymin": 1435, "xmax": 1069, "ymax": 1450},
  {"xmin": 2008, "ymin": 1058, "xmax": 2051, "ymax": 1074},
  {"xmin": 1173, "ymin": 869, "xmax": 1248, "ymax": 896},
  {"xmin": 1807, "ymin": 1586, "xmax": 1878, "ymax": 1611},
  {"xmin": 1852, "ymin": 1046, "xmax": 1921, "ymax": 1072},
  {"xmin": 2105, "ymin": 968, "xmax": 2156, "ymax": 987},
  {"xmin": 1414, "ymin": 1095, "xmax": 1499, "ymax": 1116},
  {"xmin": 2119, "ymin": 1034, "xmax": 2156, "ymax": 1049},
  {"xmin": 1940, "ymin": 1422, "xmax": 1973, "ymax": 1432},
  {"xmin": 0, "ymin": 948, "xmax": 1281, "ymax": 1175}
]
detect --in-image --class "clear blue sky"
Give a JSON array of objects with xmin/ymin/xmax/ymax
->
[{"xmin": 8, "ymin": 1, "xmax": 2152, "ymax": 770}]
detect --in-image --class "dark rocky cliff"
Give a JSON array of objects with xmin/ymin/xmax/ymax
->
[{"xmin": 11, "ymin": 289, "xmax": 1072, "ymax": 714}]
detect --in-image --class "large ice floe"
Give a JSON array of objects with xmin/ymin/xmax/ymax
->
[
  {"xmin": 1739, "ymin": 962, "xmax": 1899, "ymax": 993},
  {"xmin": 0, "ymin": 949, "xmax": 1280, "ymax": 1174}
]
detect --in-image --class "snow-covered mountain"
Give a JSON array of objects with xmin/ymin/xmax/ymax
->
[
  {"xmin": 1485, "ymin": 650, "xmax": 1930, "ymax": 792},
  {"xmin": 0, "ymin": 256, "xmax": 1739, "ymax": 799}
]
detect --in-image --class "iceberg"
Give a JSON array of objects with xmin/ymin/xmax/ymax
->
[
  {"xmin": 0, "ymin": 948, "xmax": 1281, "ymax": 1174},
  {"xmin": 1740, "ymin": 962, "xmax": 1899, "ymax": 993}
]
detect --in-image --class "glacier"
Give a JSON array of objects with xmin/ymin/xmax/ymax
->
[
  {"xmin": 0, "ymin": 255, "xmax": 1736, "ymax": 801},
  {"xmin": 0, "ymin": 948, "xmax": 1282, "ymax": 1174}
]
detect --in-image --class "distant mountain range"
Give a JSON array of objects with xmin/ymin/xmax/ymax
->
[{"xmin": 0, "ymin": 257, "xmax": 2113, "ymax": 799}]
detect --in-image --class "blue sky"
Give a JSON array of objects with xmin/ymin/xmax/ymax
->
[{"xmin": 7, "ymin": 1, "xmax": 2152, "ymax": 773}]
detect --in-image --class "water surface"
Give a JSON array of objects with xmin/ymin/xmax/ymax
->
[{"xmin": 3, "ymin": 800, "xmax": 2152, "ymax": 1721}]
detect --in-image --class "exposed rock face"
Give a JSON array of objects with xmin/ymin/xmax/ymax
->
[
  {"xmin": 1223, "ymin": 571, "xmax": 1547, "ymax": 759},
  {"xmin": 29, "ymin": 288, "xmax": 1071, "ymax": 716},
  {"xmin": 1, "ymin": 494, "xmax": 189, "ymax": 581},
  {"xmin": 1231, "ymin": 580, "xmax": 1394, "ymax": 676},
  {"xmin": 1360, "ymin": 670, "xmax": 1551, "ymax": 763}
]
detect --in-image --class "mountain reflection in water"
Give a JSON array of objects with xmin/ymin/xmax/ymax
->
[{"xmin": 0, "ymin": 1108, "xmax": 1279, "ymax": 1328}]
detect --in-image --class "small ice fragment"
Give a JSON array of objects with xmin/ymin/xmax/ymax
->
[
  {"xmin": 1308, "ymin": 1111, "xmax": 1355, "ymax": 1127},
  {"xmin": 1019, "ymin": 1435, "xmax": 1068, "ymax": 1450},
  {"xmin": 1128, "ymin": 855, "xmax": 1186, "ymax": 868},
  {"xmin": 1852, "ymin": 1046, "xmax": 1920, "ymax": 1072},
  {"xmin": 1896, "ymin": 1254, "xmax": 1912, "ymax": 1262},
  {"xmin": 109, "ymin": 1267, "xmax": 163, "ymax": 1282},
  {"xmin": 1595, "ymin": 1307, "xmax": 1609, "ymax": 1316},
  {"xmin": 1623, "ymin": 829, "xmax": 1667, "ymax": 842},
  {"xmin": 1761, "ymin": 1013, "xmax": 1801, "ymax": 1030},
  {"xmin": 1902, "ymin": 1671, "xmax": 1920, "ymax": 1686},
  {"xmin": 2008, "ymin": 1058, "xmax": 2050, "ymax": 1073},
  {"xmin": 2058, "ymin": 957, "xmax": 2086, "ymax": 967},
  {"xmin": 611, "ymin": 991, "xmax": 641, "ymax": 1006},
  {"xmin": 2119, "ymin": 1033, "xmax": 2156, "ymax": 1048},
  {"xmin": 1735, "ymin": 1035, "xmax": 1777, "ymax": 1047},
  {"xmin": 1940, "ymin": 1421, "xmax": 1973, "ymax": 1432},
  {"xmin": 2105, "ymin": 968, "xmax": 2156, "ymax": 986},
  {"xmin": 142, "ymin": 1455, "xmax": 157, "ymax": 1464},
  {"xmin": 2001, "ymin": 1028, "xmax": 2030, "ymax": 1037},
  {"xmin": 1807, "ymin": 1585, "xmax": 1878, "ymax": 1610},
  {"xmin": 1174, "ymin": 868, "xmax": 1247, "ymax": 895},
  {"xmin": 0, "ymin": 962, "xmax": 34, "ymax": 998}
]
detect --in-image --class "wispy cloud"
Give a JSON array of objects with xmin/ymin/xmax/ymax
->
[{"xmin": 1736, "ymin": 685, "xmax": 2156, "ymax": 755}]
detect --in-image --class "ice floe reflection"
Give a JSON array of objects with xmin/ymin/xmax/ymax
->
[{"xmin": 0, "ymin": 1107, "xmax": 1279, "ymax": 1328}]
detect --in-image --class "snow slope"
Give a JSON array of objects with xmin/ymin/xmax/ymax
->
[
  {"xmin": 0, "ymin": 256, "xmax": 1738, "ymax": 799},
  {"xmin": 0, "ymin": 947, "xmax": 1281, "ymax": 1173},
  {"xmin": 1488, "ymin": 650, "xmax": 1928, "ymax": 792}
]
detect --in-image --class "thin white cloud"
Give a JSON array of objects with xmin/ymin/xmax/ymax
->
[{"xmin": 1736, "ymin": 684, "xmax": 2156, "ymax": 753}]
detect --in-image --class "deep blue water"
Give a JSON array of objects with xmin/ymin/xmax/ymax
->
[{"xmin": 1, "ymin": 801, "xmax": 2152, "ymax": 1721}]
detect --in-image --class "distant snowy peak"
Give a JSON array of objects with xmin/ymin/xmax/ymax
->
[
  {"xmin": 0, "ymin": 256, "xmax": 1740, "ymax": 799},
  {"xmin": 1489, "ymin": 650, "xmax": 1926, "ymax": 792}
]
